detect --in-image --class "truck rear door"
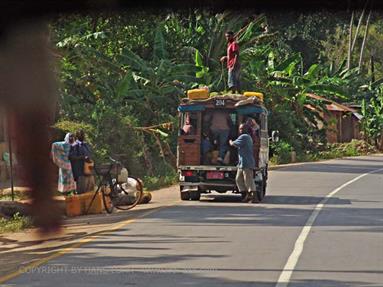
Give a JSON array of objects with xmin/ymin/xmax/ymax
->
[{"xmin": 177, "ymin": 111, "xmax": 201, "ymax": 166}]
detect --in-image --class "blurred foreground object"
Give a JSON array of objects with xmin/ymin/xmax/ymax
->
[
  {"xmin": 0, "ymin": 21, "xmax": 61, "ymax": 233},
  {"xmin": 139, "ymin": 191, "xmax": 152, "ymax": 204}
]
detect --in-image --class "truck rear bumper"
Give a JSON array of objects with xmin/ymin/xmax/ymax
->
[
  {"xmin": 178, "ymin": 165, "xmax": 237, "ymax": 171},
  {"xmin": 180, "ymin": 182, "xmax": 236, "ymax": 188}
]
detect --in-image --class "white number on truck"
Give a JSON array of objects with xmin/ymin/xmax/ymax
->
[{"xmin": 215, "ymin": 99, "xmax": 225, "ymax": 106}]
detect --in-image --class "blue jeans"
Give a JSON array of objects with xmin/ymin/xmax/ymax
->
[{"xmin": 212, "ymin": 129, "xmax": 230, "ymax": 160}]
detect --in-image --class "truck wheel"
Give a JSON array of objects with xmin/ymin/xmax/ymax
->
[
  {"xmin": 189, "ymin": 191, "xmax": 201, "ymax": 201},
  {"xmin": 262, "ymin": 178, "xmax": 267, "ymax": 196},
  {"xmin": 256, "ymin": 180, "xmax": 265, "ymax": 202},
  {"xmin": 180, "ymin": 191, "xmax": 190, "ymax": 201}
]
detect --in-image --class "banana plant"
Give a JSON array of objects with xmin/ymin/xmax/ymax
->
[{"xmin": 361, "ymin": 84, "xmax": 383, "ymax": 147}]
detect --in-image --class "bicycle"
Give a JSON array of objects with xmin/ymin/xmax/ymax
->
[{"xmin": 85, "ymin": 157, "xmax": 143, "ymax": 214}]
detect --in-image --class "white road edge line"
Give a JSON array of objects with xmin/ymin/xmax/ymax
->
[{"xmin": 275, "ymin": 167, "xmax": 383, "ymax": 287}]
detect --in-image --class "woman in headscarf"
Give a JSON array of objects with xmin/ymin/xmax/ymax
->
[{"xmin": 51, "ymin": 133, "xmax": 76, "ymax": 195}]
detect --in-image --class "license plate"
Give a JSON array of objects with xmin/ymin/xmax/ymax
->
[{"xmin": 206, "ymin": 171, "xmax": 224, "ymax": 179}]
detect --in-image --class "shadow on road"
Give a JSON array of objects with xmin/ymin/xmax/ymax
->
[
  {"xmin": 200, "ymin": 194, "xmax": 354, "ymax": 205},
  {"xmin": 145, "ymin": 204, "xmax": 383, "ymax": 228}
]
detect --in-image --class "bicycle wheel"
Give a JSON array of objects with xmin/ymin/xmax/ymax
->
[
  {"xmin": 114, "ymin": 176, "xmax": 143, "ymax": 210},
  {"xmin": 101, "ymin": 184, "xmax": 114, "ymax": 214}
]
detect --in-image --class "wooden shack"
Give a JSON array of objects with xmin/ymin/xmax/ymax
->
[{"xmin": 306, "ymin": 93, "xmax": 363, "ymax": 144}]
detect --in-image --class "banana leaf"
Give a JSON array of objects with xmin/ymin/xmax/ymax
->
[{"xmin": 153, "ymin": 24, "xmax": 168, "ymax": 61}]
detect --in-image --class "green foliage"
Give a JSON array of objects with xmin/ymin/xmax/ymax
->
[
  {"xmin": 270, "ymin": 140, "xmax": 292, "ymax": 164},
  {"xmin": 361, "ymin": 85, "xmax": 383, "ymax": 147},
  {"xmin": 310, "ymin": 140, "xmax": 377, "ymax": 160},
  {"xmin": 53, "ymin": 120, "xmax": 95, "ymax": 140},
  {"xmin": 143, "ymin": 174, "xmax": 178, "ymax": 191},
  {"xmin": 267, "ymin": 12, "xmax": 349, "ymax": 67},
  {"xmin": 143, "ymin": 161, "xmax": 178, "ymax": 190},
  {"xmin": 52, "ymin": 15, "xmax": 195, "ymax": 178},
  {"xmin": 0, "ymin": 193, "xmax": 27, "ymax": 201},
  {"xmin": 0, "ymin": 213, "xmax": 32, "ymax": 234},
  {"xmin": 273, "ymin": 140, "xmax": 376, "ymax": 165}
]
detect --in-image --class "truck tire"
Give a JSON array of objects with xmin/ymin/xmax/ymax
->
[
  {"xmin": 256, "ymin": 180, "xmax": 265, "ymax": 202},
  {"xmin": 260, "ymin": 167, "xmax": 268, "ymax": 200},
  {"xmin": 262, "ymin": 178, "xmax": 267, "ymax": 196},
  {"xmin": 189, "ymin": 191, "xmax": 201, "ymax": 201},
  {"xmin": 180, "ymin": 191, "xmax": 190, "ymax": 201}
]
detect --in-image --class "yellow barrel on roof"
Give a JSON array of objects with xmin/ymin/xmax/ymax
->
[
  {"xmin": 244, "ymin": 91, "xmax": 264, "ymax": 102},
  {"xmin": 187, "ymin": 88, "xmax": 209, "ymax": 100}
]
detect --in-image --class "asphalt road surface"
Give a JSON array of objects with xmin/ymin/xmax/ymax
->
[{"xmin": 4, "ymin": 155, "xmax": 383, "ymax": 287}]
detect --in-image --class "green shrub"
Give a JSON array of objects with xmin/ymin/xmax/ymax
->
[
  {"xmin": 273, "ymin": 140, "xmax": 376, "ymax": 165},
  {"xmin": 143, "ymin": 174, "xmax": 178, "ymax": 191},
  {"xmin": 143, "ymin": 161, "xmax": 178, "ymax": 190},
  {"xmin": 305, "ymin": 140, "xmax": 376, "ymax": 161},
  {"xmin": 270, "ymin": 140, "xmax": 292, "ymax": 164},
  {"xmin": 0, "ymin": 212, "xmax": 32, "ymax": 234}
]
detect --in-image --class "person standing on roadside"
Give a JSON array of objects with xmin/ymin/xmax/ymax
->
[
  {"xmin": 69, "ymin": 129, "xmax": 95, "ymax": 194},
  {"xmin": 51, "ymin": 133, "xmax": 76, "ymax": 195},
  {"xmin": 220, "ymin": 31, "xmax": 241, "ymax": 93},
  {"xmin": 229, "ymin": 123, "xmax": 258, "ymax": 203}
]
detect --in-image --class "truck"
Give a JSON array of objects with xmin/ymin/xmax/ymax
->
[{"xmin": 177, "ymin": 89, "xmax": 278, "ymax": 202}]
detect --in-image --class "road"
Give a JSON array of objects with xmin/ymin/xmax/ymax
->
[{"xmin": 3, "ymin": 155, "xmax": 383, "ymax": 286}]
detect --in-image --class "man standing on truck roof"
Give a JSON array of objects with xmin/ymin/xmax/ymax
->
[
  {"xmin": 220, "ymin": 31, "xmax": 241, "ymax": 93},
  {"xmin": 229, "ymin": 123, "xmax": 258, "ymax": 203}
]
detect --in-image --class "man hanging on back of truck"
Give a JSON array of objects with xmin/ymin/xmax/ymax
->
[
  {"xmin": 220, "ymin": 31, "xmax": 241, "ymax": 93},
  {"xmin": 229, "ymin": 123, "xmax": 258, "ymax": 203}
]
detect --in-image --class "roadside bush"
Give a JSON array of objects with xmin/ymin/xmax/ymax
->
[
  {"xmin": 273, "ymin": 140, "xmax": 376, "ymax": 165},
  {"xmin": 270, "ymin": 140, "xmax": 292, "ymax": 164},
  {"xmin": 327, "ymin": 140, "xmax": 376, "ymax": 156},
  {"xmin": 143, "ymin": 174, "xmax": 178, "ymax": 191},
  {"xmin": 305, "ymin": 140, "xmax": 377, "ymax": 161},
  {"xmin": 0, "ymin": 212, "xmax": 32, "ymax": 234},
  {"xmin": 143, "ymin": 161, "xmax": 178, "ymax": 191}
]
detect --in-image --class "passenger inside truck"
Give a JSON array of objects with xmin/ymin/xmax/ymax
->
[
  {"xmin": 244, "ymin": 116, "xmax": 260, "ymax": 138},
  {"xmin": 201, "ymin": 128, "xmax": 212, "ymax": 164},
  {"xmin": 180, "ymin": 112, "xmax": 197, "ymax": 135},
  {"xmin": 242, "ymin": 114, "xmax": 261, "ymax": 166},
  {"xmin": 200, "ymin": 110, "xmax": 238, "ymax": 166}
]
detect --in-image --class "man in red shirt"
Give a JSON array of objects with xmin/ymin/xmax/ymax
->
[{"xmin": 220, "ymin": 31, "xmax": 241, "ymax": 93}]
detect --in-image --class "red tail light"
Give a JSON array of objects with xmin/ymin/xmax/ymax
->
[{"xmin": 182, "ymin": 170, "xmax": 194, "ymax": 176}]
